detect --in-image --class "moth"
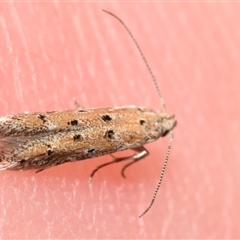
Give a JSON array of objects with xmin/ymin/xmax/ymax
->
[{"xmin": 0, "ymin": 10, "xmax": 176, "ymax": 217}]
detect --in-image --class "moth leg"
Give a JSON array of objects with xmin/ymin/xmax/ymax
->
[
  {"xmin": 121, "ymin": 146, "xmax": 149, "ymax": 178},
  {"xmin": 73, "ymin": 99, "xmax": 84, "ymax": 109},
  {"xmin": 89, "ymin": 155, "xmax": 131, "ymax": 183},
  {"xmin": 89, "ymin": 146, "xmax": 148, "ymax": 182}
]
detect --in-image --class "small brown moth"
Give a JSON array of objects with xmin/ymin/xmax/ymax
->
[{"xmin": 0, "ymin": 10, "xmax": 176, "ymax": 217}]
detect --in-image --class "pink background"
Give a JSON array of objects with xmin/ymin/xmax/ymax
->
[{"xmin": 1, "ymin": 2, "xmax": 240, "ymax": 239}]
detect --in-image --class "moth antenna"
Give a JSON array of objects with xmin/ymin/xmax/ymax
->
[
  {"xmin": 139, "ymin": 131, "xmax": 173, "ymax": 217},
  {"xmin": 103, "ymin": 9, "xmax": 174, "ymax": 217},
  {"xmin": 102, "ymin": 9, "xmax": 167, "ymax": 113}
]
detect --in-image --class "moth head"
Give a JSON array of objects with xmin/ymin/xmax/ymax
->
[{"xmin": 160, "ymin": 114, "xmax": 177, "ymax": 137}]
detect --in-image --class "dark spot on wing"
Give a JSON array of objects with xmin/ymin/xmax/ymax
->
[
  {"xmin": 145, "ymin": 137, "xmax": 150, "ymax": 142},
  {"xmin": 73, "ymin": 134, "xmax": 83, "ymax": 141},
  {"xmin": 88, "ymin": 149, "xmax": 95, "ymax": 153},
  {"xmin": 38, "ymin": 114, "xmax": 47, "ymax": 123},
  {"xmin": 104, "ymin": 130, "xmax": 115, "ymax": 139},
  {"xmin": 138, "ymin": 108, "xmax": 144, "ymax": 112},
  {"xmin": 67, "ymin": 119, "xmax": 78, "ymax": 126},
  {"xmin": 46, "ymin": 111, "xmax": 56, "ymax": 114},
  {"xmin": 19, "ymin": 159, "xmax": 26, "ymax": 165},
  {"xmin": 101, "ymin": 115, "xmax": 112, "ymax": 122},
  {"xmin": 47, "ymin": 150, "xmax": 54, "ymax": 156},
  {"xmin": 12, "ymin": 116, "xmax": 21, "ymax": 121}
]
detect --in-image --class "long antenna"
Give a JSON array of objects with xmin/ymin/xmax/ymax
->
[
  {"xmin": 102, "ymin": 9, "xmax": 167, "ymax": 113},
  {"xmin": 103, "ymin": 9, "xmax": 173, "ymax": 217},
  {"xmin": 139, "ymin": 131, "xmax": 173, "ymax": 217}
]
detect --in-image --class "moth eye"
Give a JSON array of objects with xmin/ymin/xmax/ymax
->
[{"xmin": 162, "ymin": 129, "xmax": 170, "ymax": 137}]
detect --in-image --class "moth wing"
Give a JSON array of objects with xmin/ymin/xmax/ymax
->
[{"xmin": 0, "ymin": 135, "xmax": 41, "ymax": 170}]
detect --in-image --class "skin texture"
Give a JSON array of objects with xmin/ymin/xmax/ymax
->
[{"xmin": 0, "ymin": 2, "xmax": 240, "ymax": 239}]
